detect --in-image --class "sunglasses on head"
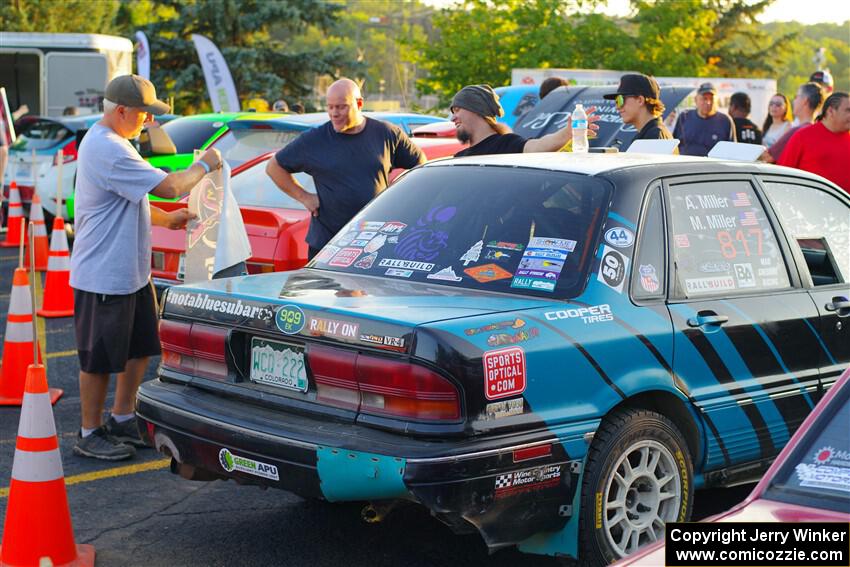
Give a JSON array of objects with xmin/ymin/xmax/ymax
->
[{"xmin": 615, "ymin": 94, "xmax": 639, "ymax": 108}]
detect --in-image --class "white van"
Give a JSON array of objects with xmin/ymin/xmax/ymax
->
[{"xmin": 0, "ymin": 32, "xmax": 133, "ymax": 117}]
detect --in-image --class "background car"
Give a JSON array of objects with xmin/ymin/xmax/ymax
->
[
  {"xmin": 3, "ymin": 113, "xmax": 101, "ymax": 209},
  {"xmin": 39, "ymin": 112, "xmax": 275, "ymax": 224},
  {"xmin": 495, "ymin": 84, "xmax": 540, "ymax": 128},
  {"xmin": 138, "ymin": 151, "xmax": 849, "ymax": 565},
  {"xmin": 617, "ymin": 365, "xmax": 850, "ymax": 566}
]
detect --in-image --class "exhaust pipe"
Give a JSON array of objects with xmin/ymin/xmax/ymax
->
[{"xmin": 361, "ymin": 500, "xmax": 403, "ymax": 524}]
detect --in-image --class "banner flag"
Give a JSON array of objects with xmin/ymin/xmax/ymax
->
[
  {"xmin": 191, "ymin": 34, "xmax": 240, "ymax": 113},
  {"xmin": 135, "ymin": 31, "xmax": 151, "ymax": 80}
]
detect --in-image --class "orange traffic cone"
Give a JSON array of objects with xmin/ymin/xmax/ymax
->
[
  {"xmin": 38, "ymin": 217, "xmax": 74, "ymax": 318},
  {"xmin": 24, "ymin": 193, "xmax": 49, "ymax": 271},
  {"xmin": 0, "ymin": 364, "xmax": 96, "ymax": 567},
  {"xmin": 0, "ymin": 181, "xmax": 26, "ymax": 248},
  {"xmin": 0, "ymin": 268, "xmax": 60, "ymax": 406}
]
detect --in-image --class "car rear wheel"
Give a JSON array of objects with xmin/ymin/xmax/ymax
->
[{"xmin": 579, "ymin": 408, "xmax": 693, "ymax": 565}]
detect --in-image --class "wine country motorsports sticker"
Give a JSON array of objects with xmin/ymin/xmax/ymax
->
[
  {"xmin": 494, "ymin": 464, "xmax": 561, "ymax": 499},
  {"xmin": 219, "ymin": 448, "xmax": 279, "ymax": 481}
]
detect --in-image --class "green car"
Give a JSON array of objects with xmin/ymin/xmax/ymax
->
[{"xmin": 66, "ymin": 112, "xmax": 281, "ymax": 219}]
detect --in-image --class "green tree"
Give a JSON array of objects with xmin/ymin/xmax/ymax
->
[
  {"xmin": 0, "ymin": 0, "xmax": 120, "ymax": 33},
  {"xmin": 132, "ymin": 0, "xmax": 355, "ymax": 113},
  {"xmin": 762, "ymin": 21, "xmax": 850, "ymax": 96}
]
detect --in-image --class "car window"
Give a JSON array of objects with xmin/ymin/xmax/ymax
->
[
  {"xmin": 667, "ymin": 180, "xmax": 790, "ymax": 298},
  {"xmin": 213, "ymin": 129, "xmax": 302, "ymax": 169},
  {"xmin": 763, "ymin": 382, "xmax": 850, "ymax": 514},
  {"xmin": 10, "ymin": 119, "xmax": 73, "ymax": 151},
  {"xmin": 631, "ymin": 184, "xmax": 665, "ymax": 301},
  {"xmin": 312, "ymin": 165, "xmax": 611, "ymax": 299},
  {"xmin": 763, "ymin": 181, "xmax": 849, "ymax": 285},
  {"xmin": 231, "ymin": 159, "xmax": 313, "ymax": 209},
  {"xmin": 161, "ymin": 119, "xmax": 223, "ymax": 154}
]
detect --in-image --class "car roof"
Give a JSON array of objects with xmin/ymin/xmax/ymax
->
[{"xmin": 424, "ymin": 151, "xmax": 839, "ymax": 186}]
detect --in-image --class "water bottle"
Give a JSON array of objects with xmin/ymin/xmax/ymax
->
[{"xmin": 571, "ymin": 104, "xmax": 589, "ymax": 153}]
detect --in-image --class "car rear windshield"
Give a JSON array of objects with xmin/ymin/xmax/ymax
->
[
  {"xmin": 312, "ymin": 165, "xmax": 611, "ymax": 299},
  {"xmin": 161, "ymin": 118, "xmax": 223, "ymax": 154},
  {"xmin": 231, "ymin": 158, "xmax": 314, "ymax": 209},
  {"xmin": 213, "ymin": 128, "xmax": 302, "ymax": 169},
  {"xmin": 10, "ymin": 119, "xmax": 73, "ymax": 151},
  {"xmin": 762, "ymin": 383, "xmax": 850, "ymax": 514}
]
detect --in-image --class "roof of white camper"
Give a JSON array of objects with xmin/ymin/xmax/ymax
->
[{"xmin": 0, "ymin": 32, "xmax": 133, "ymax": 53}]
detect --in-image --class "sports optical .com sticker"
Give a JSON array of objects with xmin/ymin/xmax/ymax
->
[
  {"xmin": 219, "ymin": 448, "xmax": 279, "ymax": 481},
  {"xmin": 483, "ymin": 346, "xmax": 526, "ymax": 400}
]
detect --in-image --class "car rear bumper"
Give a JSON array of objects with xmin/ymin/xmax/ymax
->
[{"xmin": 136, "ymin": 378, "xmax": 581, "ymax": 550}]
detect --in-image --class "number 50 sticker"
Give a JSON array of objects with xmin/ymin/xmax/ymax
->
[{"xmin": 597, "ymin": 245, "xmax": 629, "ymax": 293}]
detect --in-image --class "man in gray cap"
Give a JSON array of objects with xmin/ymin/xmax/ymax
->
[
  {"xmin": 672, "ymin": 82, "xmax": 736, "ymax": 156},
  {"xmin": 71, "ymin": 74, "xmax": 222, "ymax": 461},
  {"xmin": 451, "ymin": 84, "xmax": 598, "ymax": 157}
]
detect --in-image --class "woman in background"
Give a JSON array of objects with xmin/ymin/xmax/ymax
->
[{"xmin": 762, "ymin": 93, "xmax": 793, "ymax": 147}]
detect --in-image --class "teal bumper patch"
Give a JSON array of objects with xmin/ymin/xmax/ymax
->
[{"xmin": 316, "ymin": 446, "xmax": 408, "ymax": 502}]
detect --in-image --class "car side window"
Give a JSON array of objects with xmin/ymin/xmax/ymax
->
[
  {"xmin": 631, "ymin": 185, "xmax": 665, "ymax": 301},
  {"xmin": 666, "ymin": 180, "xmax": 790, "ymax": 298},
  {"xmin": 762, "ymin": 181, "xmax": 849, "ymax": 285}
]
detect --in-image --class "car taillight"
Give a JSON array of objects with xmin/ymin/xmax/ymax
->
[
  {"xmin": 246, "ymin": 262, "xmax": 275, "ymax": 275},
  {"xmin": 307, "ymin": 344, "xmax": 460, "ymax": 422},
  {"xmin": 160, "ymin": 319, "xmax": 228, "ymax": 379},
  {"xmin": 58, "ymin": 140, "xmax": 78, "ymax": 163}
]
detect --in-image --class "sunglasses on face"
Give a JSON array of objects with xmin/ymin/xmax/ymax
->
[
  {"xmin": 769, "ymin": 101, "xmax": 785, "ymax": 107},
  {"xmin": 615, "ymin": 94, "xmax": 638, "ymax": 108}
]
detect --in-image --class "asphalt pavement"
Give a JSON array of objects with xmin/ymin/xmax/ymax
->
[{"xmin": 0, "ymin": 247, "xmax": 753, "ymax": 566}]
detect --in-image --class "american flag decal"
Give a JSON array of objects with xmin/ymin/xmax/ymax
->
[
  {"xmin": 732, "ymin": 192, "xmax": 751, "ymax": 207},
  {"xmin": 739, "ymin": 211, "xmax": 758, "ymax": 226}
]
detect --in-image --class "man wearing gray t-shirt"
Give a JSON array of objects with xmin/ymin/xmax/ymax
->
[{"xmin": 71, "ymin": 75, "xmax": 223, "ymax": 460}]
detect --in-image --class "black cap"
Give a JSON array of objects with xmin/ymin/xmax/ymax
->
[
  {"xmin": 603, "ymin": 74, "xmax": 661, "ymax": 100},
  {"xmin": 697, "ymin": 82, "xmax": 717, "ymax": 95},
  {"xmin": 809, "ymin": 70, "xmax": 834, "ymax": 86}
]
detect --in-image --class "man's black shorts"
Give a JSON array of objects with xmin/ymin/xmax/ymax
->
[{"xmin": 74, "ymin": 283, "xmax": 161, "ymax": 374}]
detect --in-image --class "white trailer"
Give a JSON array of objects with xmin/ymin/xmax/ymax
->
[{"xmin": 0, "ymin": 32, "xmax": 133, "ymax": 117}]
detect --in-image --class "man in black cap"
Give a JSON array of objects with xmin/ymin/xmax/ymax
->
[
  {"xmin": 71, "ymin": 74, "xmax": 222, "ymax": 460},
  {"xmin": 809, "ymin": 70, "xmax": 834, "ymax": 95},
  {"xmin": 603, "ymin": 73, "xmax": 673, "ymax": 142},
  {"xmin": 672, "ymin": 82, "xmax": 736, "ymax": 156},
  {"xmin": 728, "ymin": 92, "xmax": 763, "ymax": 145},
  {"xmin": 450, "ymin": 84, "xmax": 598, "ymax": 157}
]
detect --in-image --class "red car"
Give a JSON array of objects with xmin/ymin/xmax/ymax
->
[
  {"xmin": 616, "ymin": 366, "xmax": 850, "ymax": 565},
  {"xmin": 151, "ymin": 136, "xmax": 464, "ymax": 292}
]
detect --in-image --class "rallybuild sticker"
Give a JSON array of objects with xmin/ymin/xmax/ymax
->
[
  {"xmin": 167, "ymin": 290, "xmax": 274, "ymax": 321},
  {"xmin": 685, "ymin": 276, "xmax": 735, "ymax": 294},
  {"xmin": 219, "ymin": 448, "xmax": 279, "ymax": 481},
  {"xmin": 379, "ymin": 258, "xmax": 434, "ymax": 272},
  {"xmin": 483, "ymin": 346, "xmax": 526, "ymax": 400},
  {"xmin": 494, "ymin": 464, "xmax": 561, "ymax": 499}
]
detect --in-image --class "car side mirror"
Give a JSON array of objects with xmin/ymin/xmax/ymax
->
[{"xmin": 139, "ymin": 126, "xmax": 177, "ymax": 157}]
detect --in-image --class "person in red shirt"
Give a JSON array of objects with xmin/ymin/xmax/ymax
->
[{"xmin": 778, "ymin": 92, "xmax": 850, "ymax": 191}]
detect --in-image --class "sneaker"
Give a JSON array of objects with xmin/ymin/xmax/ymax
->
[
  {"xmin": 74, "ymin": 427, "xmax": 136, "ymax": 461},
  {"xmin": 104, "ymin": 415, "xmax": 148, "ymax": 448}
]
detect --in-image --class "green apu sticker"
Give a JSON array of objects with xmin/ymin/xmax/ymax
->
[{"xmin": 276, "ymin": 304, "xmax": 305, "ymax": 335}]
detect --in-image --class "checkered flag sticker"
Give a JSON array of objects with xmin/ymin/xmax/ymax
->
[{"xmin": 495, "ymin": 473, "xmax": 513, "ymax": 489}]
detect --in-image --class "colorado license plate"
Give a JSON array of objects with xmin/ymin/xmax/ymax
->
[{"xmin": 250, "ymin": 337, "xmax": 308, "ymax": 392}]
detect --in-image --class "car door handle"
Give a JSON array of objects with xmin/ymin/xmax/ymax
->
[
  {"xmin": 687, "ymin": 313, "xmax": 729, "ymax": 328},
  {"xmin": 825, "ymin": 297, "xmax": 850, "ymax": 317}
]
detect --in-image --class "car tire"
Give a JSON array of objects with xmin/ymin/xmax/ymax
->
[{"xmin": 579, "ymin": 408, "xmax": 693, "ymax": 566}]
